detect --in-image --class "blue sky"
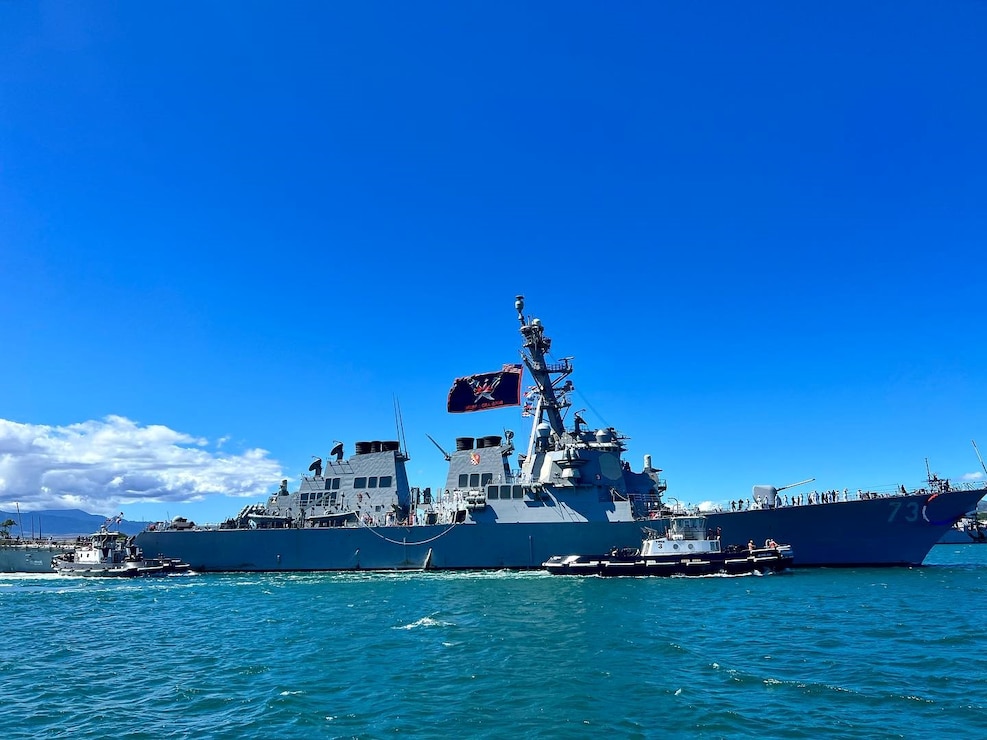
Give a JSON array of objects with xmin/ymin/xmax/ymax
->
[{"xmin": 2, "ymin": 2, "xmax": 986, "ymax": 524}]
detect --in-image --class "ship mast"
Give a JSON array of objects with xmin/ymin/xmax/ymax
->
[{"xmin": 515, "ymin": 295, "xmax": 572, "ymax": 459}]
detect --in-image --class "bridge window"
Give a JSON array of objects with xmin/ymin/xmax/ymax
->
[
  {"xmin": 354, "ymin": 477, "xmax": 367, "ymax": 488},
  {"xmin": 500, "ymin": 485, "xmax": 511, "ymax": 498},
  {"xmin": 469, "ymin": 473, "xmax": 480, "ymax": 487},
  {"xmin": 332, "ymin": 478, "xmax": 341, "ymax": 490},
  {"xmin": 459, "ymin": 474, "xmax": 469, "ymax": 487},
  {"xmin": 487, "ymin": 485, "xmax": 499, "ymax": 499},
  {"xmin": 513, "ymin": 485, "xmax": 523, "ymax": 499},
  {"xmin": 481, "ymin": 473, "xmax": 493, "ymax": 485},
  {"xmin": 379, "ymin": 476, "xmax": 392, "ymax": 488},
  {"xmin": 368, "ymin": 477, "xmax": 378, "ymax": 488}
]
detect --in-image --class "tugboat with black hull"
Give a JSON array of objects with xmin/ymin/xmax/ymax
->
[
  {"xmin": 53, "ymin": 526, "xmax": 191, "ymax": 577},
  {"xmin": 136, "ymin": 296, "xmax": 987, "ymax": 571},
  {"xmin": 543, "ymin": 515, "xmax": 794, "ymax": 576},
  {"xmin": 939, "ymin": 516, "xmax": 987, "ymax": 544}
]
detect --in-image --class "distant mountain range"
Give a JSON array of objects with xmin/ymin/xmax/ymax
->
[{"xmin": 0, "ymin": 509, "xmax": 147, "ymax": 537}]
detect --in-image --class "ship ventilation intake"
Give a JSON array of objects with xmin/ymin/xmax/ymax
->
[
  {"xmin": 455, "ymin": 437, "xmax": 475, "ymax": 451},
  {"xmin": 355, "ymin": 441, "xmax": 372, "ymax": 455}
]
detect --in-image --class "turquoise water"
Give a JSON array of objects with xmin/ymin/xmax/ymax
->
[{"xmin": 3, "ymin": 546, "xmax": 987, "ymax": 739}]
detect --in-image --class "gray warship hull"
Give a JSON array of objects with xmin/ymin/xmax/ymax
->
[
  {"xmin": 703, "ymin": 488, "xmax": 985, "ymax": 566},
  {"xmin": 0, "ymin": 542, "xmax": 73, "ymax": 573},
  {"xmin": 136, "ymin": 487, "xmax": 985, "ymax": 570},
  {"xmin": 134, "ymin": 296, "xmax": 987, "ymax": 571}
]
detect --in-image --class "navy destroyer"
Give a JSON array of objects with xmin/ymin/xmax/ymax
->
[{"xmin": 136, "ymin": 296, "xmax": 987, "ymax": 570}]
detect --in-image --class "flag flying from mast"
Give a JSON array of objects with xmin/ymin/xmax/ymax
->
[{"xmin": 447, "ymin": 364, "xmax": 523, "ymax": 413}]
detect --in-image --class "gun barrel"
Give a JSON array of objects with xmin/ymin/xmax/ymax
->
[{"xmin": 776, "ymin": 477, "xmax": 815, "ymax": 492}]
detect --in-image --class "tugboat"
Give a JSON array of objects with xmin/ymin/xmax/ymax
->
[
  {"xmin": 542, "ymin": 515, "xmax": 794, "ymax": 576},
  {"xmin": 53, "ymin": 527, "xmax": 191, "ymax": 577},
  {"xmin": 938, "ymin": 516, "xmax": 987, "ymax": 544}
]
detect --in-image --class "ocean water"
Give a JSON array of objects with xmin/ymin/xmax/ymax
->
[{"xmin": 3, "ymin": 546, "xmax": 987, "ymax": 739}]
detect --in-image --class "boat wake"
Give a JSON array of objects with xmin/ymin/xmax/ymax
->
[{"xmin": 394, "ymin": 615, "xmax": 454, "ymax": 630}]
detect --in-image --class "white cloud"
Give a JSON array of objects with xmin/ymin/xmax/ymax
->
[
  {"xmin": 962, "ymin": 471, "xmax": 985, "ymax": 481},
  {"xmin": 0, "ymin": 416, "xmax": 282, "ymax": 512}
]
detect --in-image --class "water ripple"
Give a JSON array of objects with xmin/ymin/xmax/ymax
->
[{"xmin": 4, "ymin": 547, "xmax": 987, "ymax": 738}]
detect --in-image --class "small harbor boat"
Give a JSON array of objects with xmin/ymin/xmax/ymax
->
[
  {"xmin": 52, "ymin": 526, "xmax": 191, "ymax": 577},
  {"xmin": 542, "ymin": 515, "xmax": 794, "ymax": 576}
]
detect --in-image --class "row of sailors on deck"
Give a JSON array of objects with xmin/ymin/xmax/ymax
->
[{"xmin": 731, "ymin": 487, "xmax": 901, "ymax": 511}]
